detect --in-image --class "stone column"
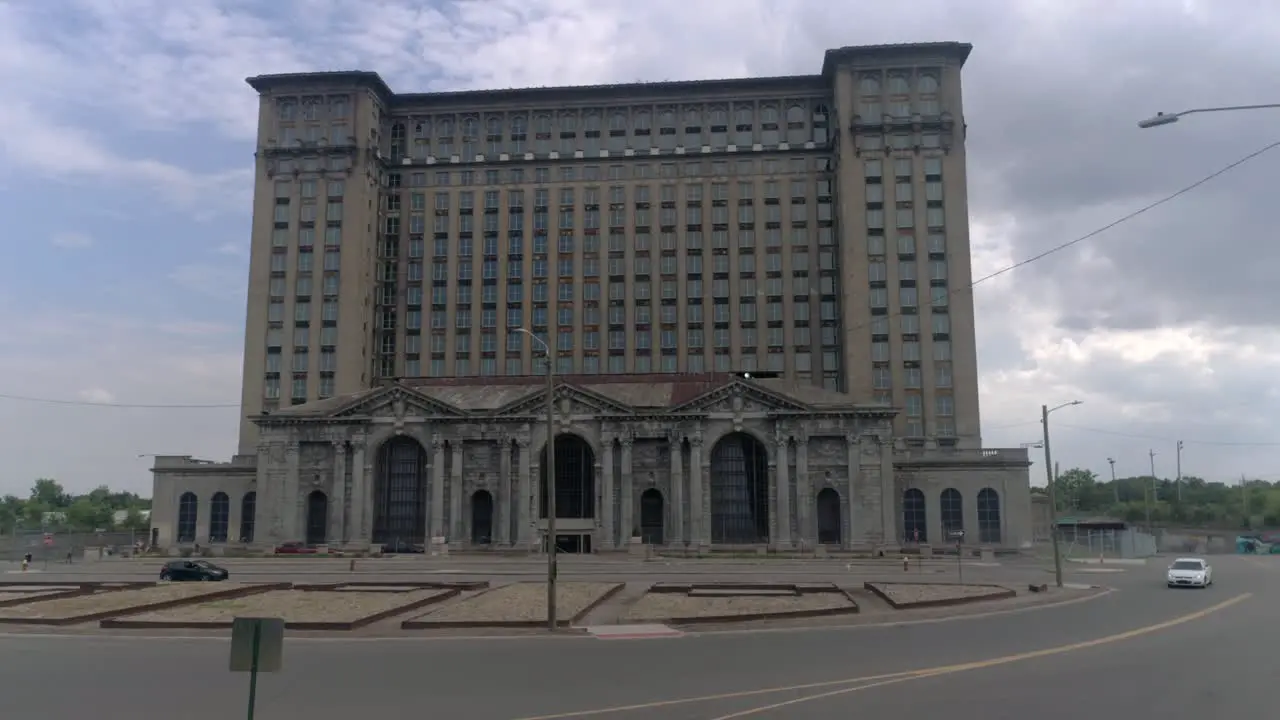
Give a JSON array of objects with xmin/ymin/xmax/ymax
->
[
  {"xmin": 619, "ymin": 437, "xmax": 634, "ymax": 540},
  {"xmin": 795, "ymin": 436, "xmax": 811, "ymax": 545},
  {"xmin": 774, "ymin": 436, "xmax": 792, "ymax": 549},
  {"xmin": 845, "ymin": 433, "xmax": 858, "ymax": 549},
  {"xmin": 254, "ymin": 442, "xmax": 272, "ymax": 545},
  {"xmin": 880, "ymin": 438, "xmax": 896, "ymax": 544},
  {"xmin": 349, "ymin": 435, "xmax": 366, "ymax": 545},
  {"xmin": 195, "ymin": 495, "xmax": 212, "ymax": 546},
  {"xmin": 450, "ymin": 442, "xmax": 464, "ymax": 542},
  {"xmin": 688, "ymin": 432, "xmax": 703, "ymax": 547},
  {"xmin": 284, "ymin": 441, "xmax": 300, "ymax": 541},
  {"xmin": 430, "ymin": 437, "xmax": 446, "ymax": 540},
  {"xmin": 600, "ymin": 435, "xmax": 615, "ymax": 549},
  {"xmin": 516, "ymin": 439, "xmax": 532, "ymax": 547},
  {"xmin": 497, "ymin": 438, "xmax": 512, "ymax": 546},
  {"xmin": 330, "ymin": 441, "xmax": 347, "ymax": 544},
  {"xmin": 668, "ymin": 432, "xmax": 684, "ymax": 545}
]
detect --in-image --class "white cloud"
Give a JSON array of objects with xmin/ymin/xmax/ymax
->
[
  {"xmin": 1, "ymin": 0, "xmax": 1277, "ymax": 495},
  {"xmin": 50, "ymin": 231, "xmax": 93, "ymax": 249},
  {"xmin": 168, "ymin": 263, "xmax": 247, "ymax": 300}
]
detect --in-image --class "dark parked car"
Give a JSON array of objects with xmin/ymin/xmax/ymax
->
[{"xmin": 160, "ymin": 560, "xmax": 229, "ymax": 581}]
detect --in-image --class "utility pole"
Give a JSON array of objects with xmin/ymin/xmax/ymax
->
[
  {"xmin": 1147, "ymin": 449, "xmax": 1157, "ymax": 530},
  {"xmin": 1175, "ymin": 440, "xmax": 1183, "ymax": 503},
  {"xmin": 1041, "ymin": 404, "xmax": 1064, "ymax": 589},
  {"xmin": 1107, "ymin": 457, "xmax": 1118, "ymax": 503},
  {"xmin": 1241, "ymin": 473, "xmax": 1249, "ymax": 525}
]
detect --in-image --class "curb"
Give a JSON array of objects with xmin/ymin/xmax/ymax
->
[
  {"xmin": 864, "ymin": 581, "xmax": 1017, "ymax": 610},
  {"xmin": 402, "ymin": 582, "xmax": 626, "ymax": 630}
]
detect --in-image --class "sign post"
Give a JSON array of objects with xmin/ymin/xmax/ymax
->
[
  {"xmin": 948, "ymin": 530, "xmax": 966, "ymax": 583},
  {"xmin": 230, "ymin": 617, "xmax": 285, "ymax": 720}
]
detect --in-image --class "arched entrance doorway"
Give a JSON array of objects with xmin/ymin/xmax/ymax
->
[
  {"xmin": 903, "ymin": 488, "xmax": 926, "ymax": 543},
  {"xmin": 305, "ymin": 491, "xmax": 328, "ymax": 546},
  {"xmin": 708, "ymin": 432, "xmax": 770, "ymax": 544},
  {"xmin": 540, "ymin": 434, "xmax": 596, "ymax": 553},
  {"xmin": 816, "ymin": 488, "xmax": 841, "ymax": 545},
  {"xmin": 373, "ymin": 436, "xmax": 428, "ymax": 552},
  {"xmin": 471, "ymin": 490, "xmax": 494, "ymax": 545},
  {"xmin": 639, "ymin": 489, "xmax": 664, "ymax": 545}
]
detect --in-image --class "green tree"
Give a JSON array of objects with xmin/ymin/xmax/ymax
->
[{"xmin": 29, "ymin": 478, "xmax": 69, "ymax": 508}]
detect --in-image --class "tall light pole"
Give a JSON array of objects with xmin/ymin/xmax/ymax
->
[
  {"xmin": 1041, "ymin": 400, "xmax": 1082, "ymax": 588},
  {"xmin": 516, "ymin": 328, "xmax": 557, "ymax": 631},
  {"xmin": 1107, "ymin": 457, "xmax": 1118, "ymax": 503},
  {"xmin": 1137, "ymin": 103, "xmax": 1280, "ymax": 128},
  {"xmin": 1147, "ymin": 449, "xmax": 1157, "ymax": 531},
  {"xmin": 1175, "ymin": 440, "xmax": 1183, "ymax": 503}
]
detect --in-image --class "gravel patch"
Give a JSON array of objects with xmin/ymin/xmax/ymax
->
[
  {"xmin": 333, "ymin": 585, "xmax": 420, "ymax": 592},
  {"xmin": 0, "ymin": 583, "xmax": 240, "ymax": 620},
  {"xmin": 415, "ymin": 582, "xmax": 620, "ymax": 623},
  {"xmin": 125, "ymin": 589, "xmax": 453, "ymax": 624},
  {"xmin": 868, "ymin": 583, "xmax": 1010, "ymax": 607},
  {"xmin": 0, "ymin": 591, "xmax": 66, "ymax": 603},
  {"xmin": 627, "ymin": 592, "xmax": 853, "ymax": 620}
]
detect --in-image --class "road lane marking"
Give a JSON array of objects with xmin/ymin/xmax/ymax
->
[
  {"xmin": 0, "ymin": 586, "xmax": 1114, "ymax": 644},
  {"xmin": 511, "ymin": 592, "xmax": 1250, "ymax": 720},
  {"xmin": 705, "ymin": 592, "xmax": 1253, "ymax": 719}
]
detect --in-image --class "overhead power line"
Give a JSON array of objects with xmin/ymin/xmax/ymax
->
[
  {"xmin": 2, "ymin": 139, "xmax": 1276, "ymax": 412},
  {"xmin": 0, "ymin": 393, "xmax": 238, "ymax": 409}
]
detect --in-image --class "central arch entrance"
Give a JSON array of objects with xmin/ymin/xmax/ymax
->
[
  {"xmin": 373, "ymin": 436, "xmax": 428, "ymax": 552},
  {"xmin": 471, "ymin": 490, "xmax": 494, "ymax": 545},
  {"xmin": 816, "ymin": 488, "xmax": 841, "ymax": 545},
  {"xmin": 640, "ymin": 489, "xmax": 664, "ymax": 545},
  {"xmin": 540, "ymin": 433, "xmax": 596, "ymax": 553},
  {"xmin": 305, "ymin": 491, "xmax": 328, "ymax": 546},
  {"xmin": 709, "ymin": 432, "xmax": 770, "ymax": 544}
]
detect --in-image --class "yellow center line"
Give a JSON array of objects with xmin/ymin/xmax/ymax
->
[
  {"xmin": 706, "ymin": 592, "xmax": 1252, "ymax": 719},
  {"xmin": 510, "ymin": 592, "xmax": 1250, "ymax": 720}
]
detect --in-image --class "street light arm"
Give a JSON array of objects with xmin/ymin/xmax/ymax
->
[
  {"xmin": 1047, "ymin": 400, "xmax": 1083, "ymax": 415},
  {"xmin": 1138, "ymin": 103, "xmax": 1280, "ymax": 128}
]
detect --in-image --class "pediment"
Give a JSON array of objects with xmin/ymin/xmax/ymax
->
[
  {"xmin": 333, "ymin": 385, "xmax": 466, "ymax": 419},
  {"xmin": 669, "ymin": 380, "xmax": 809, "ymax": 414},
  {"xmin": 494, "ymin": 383, "xmax": 636, "ymax": 417}
]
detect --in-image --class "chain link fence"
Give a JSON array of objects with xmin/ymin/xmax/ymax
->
[{"xmin": 0, "ymin": 530, "xmax": 141, "ymax": 562}]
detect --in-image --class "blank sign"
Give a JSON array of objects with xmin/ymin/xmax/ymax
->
[{"xmin": 229, "ymin": 617, "xmax": 285, "ymax": 673}]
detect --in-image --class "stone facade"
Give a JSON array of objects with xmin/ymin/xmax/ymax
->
[{"xmin": 150, "ymin": 374, "xmax": 1032, "ymax": 553}]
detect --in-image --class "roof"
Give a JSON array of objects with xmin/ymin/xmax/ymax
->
[
  {"xmin": 244, "ymin": 41, "xmax": 972, "ymax": 105},
  {"xmin": 261, "ymin": 373, "xmax": 894, "ymax": 421}
]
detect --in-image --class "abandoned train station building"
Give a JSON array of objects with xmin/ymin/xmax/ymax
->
[
  {"xmin": 150, "ymin": 375, "xmax": 1033, "ymax": 553},
  {"xmin": 148, "ymin": 42, "xmax": 1035, "ymax": 553}
]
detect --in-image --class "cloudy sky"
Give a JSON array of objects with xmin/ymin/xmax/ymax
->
[{"xmin": 1, "ymin": 0, "xmax": 1278, "ymax": 497}]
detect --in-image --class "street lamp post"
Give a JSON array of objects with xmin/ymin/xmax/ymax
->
[
  {"xmin": 1107, "ymin": 457, "xmax": 1118, "ymax": 503},
  {"xmin": 516, "ymin": 328, "xmax": 557, "ymax": 631},
  {"xmin": 1137, "ymin": 103, "xmax": 1280, "ymax": 128},
  {"xmin": 1041, "ymin": 401, "xmax": 1082, "ymax": 588}
]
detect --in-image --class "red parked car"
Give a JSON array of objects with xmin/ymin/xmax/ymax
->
[{"xmin": 273, "ymin": 541, "xmax": 317, "ymax": 555}]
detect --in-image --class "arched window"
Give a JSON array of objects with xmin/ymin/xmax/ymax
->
[
  {"xmin": 978, "ymin": 488, "xmax": 1002, "ymax": 543},
  {"xmin": 902, "ymin": 488, "xmax": 926, "ymax": 543},
  {"xmin": 177, "ymin": 492, "xmax": 197, "ymax": 543},
  {"xmin": 209, "ymin": 492, "xmax": 230, "ymax": 543},
  {"xmin": 940, "ymin": 488, "xmax": 963, "ymax": 537},
  {"xmin": 239, "ymin": 492, "xmax": 256, "ymax": 543},
  {"xmin": 709, "ymin": 432, "xmax": 770, "ymax": 543}
]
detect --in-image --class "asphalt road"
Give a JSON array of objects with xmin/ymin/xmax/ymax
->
[{"xmin": 1, "ymin": 555, "xmax": 1274, "ymax": 719}]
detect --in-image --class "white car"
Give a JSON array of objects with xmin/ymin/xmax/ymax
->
[{"xmin": 1167, "ymin": 557, "xmax": 1213, "ymax": 588}]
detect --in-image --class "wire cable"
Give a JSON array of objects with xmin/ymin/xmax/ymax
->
[
  {"xmin": 1053, "ymin": 422, "xmax": 1280, "ymax": 448},
  {"xmin": 0, "ymin": 393, "xmax": 239, "ymax": 409}
]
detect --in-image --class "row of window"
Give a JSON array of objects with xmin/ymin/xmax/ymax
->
[
  {"xmin": 388, "ymin": 156, "xmax": 831, "ymax": 188},
  {"xmin": 902, "ymin": 486, "xmax": 1001, "ymax": 544},
  {"xmin": 174, "ymin": 491, "xmax": 256, "ymax": 544}
]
